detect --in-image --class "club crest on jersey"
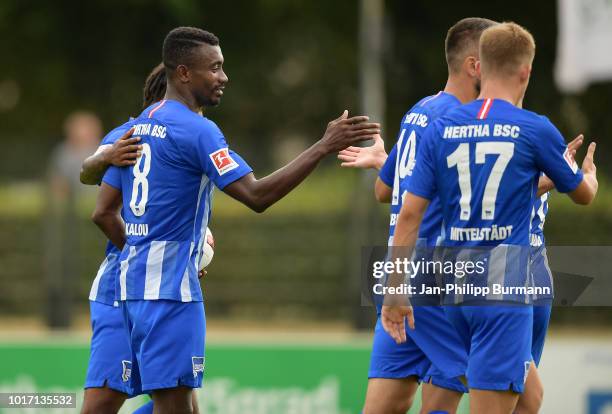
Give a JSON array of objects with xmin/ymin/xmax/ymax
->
[
  {"xmin": 121, "ymin": 360, "xmax": 132, "ymax": 382},
  {"xmin": 192, "ymin": 356, "xmax": 205, "ymax": 378},
  {"xmin": 210, "ymin": 148, "xmax": 238, "ymax": 176}
]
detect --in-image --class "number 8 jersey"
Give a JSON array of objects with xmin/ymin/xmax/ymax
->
[{"xmin": 103, "ymin": 100, "xmax": 252, "ymax": 302}]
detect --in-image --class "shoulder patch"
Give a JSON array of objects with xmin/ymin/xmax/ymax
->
[{"xmin": 209, "ymin": 148, "xmax": 239, "ymax": 175}]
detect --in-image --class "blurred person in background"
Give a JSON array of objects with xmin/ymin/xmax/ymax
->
[{"xmin": 45, "ymin": 111, "xmax": 102, "ymax": 328}]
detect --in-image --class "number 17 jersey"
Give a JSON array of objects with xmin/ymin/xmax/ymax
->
[
  {"xmin": 103, "ymin": 100, "xmax": 252, "ymax": 302},
  {"xmin": 406, "ymin": 99, "xmax": 583, "ymax": 303},
  {"xmin": 408, "ymin": 98, "xmax": 583, "ymax": 248}
]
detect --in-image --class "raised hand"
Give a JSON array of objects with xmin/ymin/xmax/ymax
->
[
  {"xmin": 337, "ymin": 134, "xmax": 387, "ymax": 170},
  {"xmin": 581, "ymin": 142, "xmax": 597, "ymax": 176},
  {"xmin": 319, "ymin": 110, "xmax": 381, "ymax": 154},
  {"xmin": 566, "ymin": 134, "xmax": 584, "ymax": 164}
]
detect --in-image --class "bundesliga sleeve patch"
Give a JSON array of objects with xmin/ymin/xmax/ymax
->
[
  {"xmin": 563, "ymin": 147, "xmax": 579, "ymax": 174},
  {"xmin": 209, "ymin": 148, "xmax": 239, "ymax": 176}
]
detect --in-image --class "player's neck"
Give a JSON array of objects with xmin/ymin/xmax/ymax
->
[
  {"xmin": 164, "ymin": 84, "xmax": 200, "ymax": 113},
  {"xmin": 443, "ymin": 76, "xmax": 477, "ymax": 104},
  {"xmin": 478, "ymin": 78, "xmax": 524, "ymax": 106}
]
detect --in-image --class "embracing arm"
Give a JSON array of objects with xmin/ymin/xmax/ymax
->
[
  {"xmin": 80, "ymin": 128, "xmax": 141, "ymax": 185},
  {"xmin": 91, "ymin": 183, "xmax": 126, "ymax": 250},
  {"xmin": 223, "ymin": 111, "xmax": 380, "ymax": 212},
  {"xmin": 81, "ymin": 147, "xmax": 112, "ymax": 185}
]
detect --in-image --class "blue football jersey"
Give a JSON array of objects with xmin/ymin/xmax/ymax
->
[
  {"xmin": 407, "ymin": 98, "xmax": 583, "ymax": 303},
  {"xmin": 89, "ymin": 122, "xmax": 132, "ymax": 306},
  {"xmin": 103, "ymin": 100, "xmax": 252, "ymax": 302},
  {"xmin": 378, "ymin": 91, "xmax": 461, "ymax": 247}
]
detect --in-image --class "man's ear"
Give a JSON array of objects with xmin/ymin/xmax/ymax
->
[
  {"xmin": 176, "ymin": 65, "xmax": 190, "ymax": 83},
  {"xmin": 475, "ymin": 60, "xmax": 482, "ymax": 79},
  {"xmin": 464, "ymin": 56, "xmax": 479, "ymax": 78},
  {"xmin": 518, "ymin": 64, "xmax": 531, "ymax": 83}
]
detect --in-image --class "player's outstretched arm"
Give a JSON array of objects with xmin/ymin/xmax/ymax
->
[
  {"xmin": 568, "ymin": 142, "xmax": 598, "ymax": 205},
  {"xmin": 91, "ymin": 183, "xmax": 125, "ymax": 250},
  {"xmin": 223, "ymin": 110, "xmax": 380, "ymax": 213},
  {"xmin": 80, "ymin": 128, "xmax": 141, "ymax": 185},
  {"xmin": 337, "ymin": 134, "xmax": 387, "ymax": 170}
]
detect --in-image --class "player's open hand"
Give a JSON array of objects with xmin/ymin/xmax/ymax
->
[
  {"xmin": 337, "ymin": 134, "xmax": 387, "ymax": 170},
  {"xmin": 320, "ymin": 110, "xmax": 381, "ymax": 154},
  {"xmin": 566, "ymin": 134, "xmax": 584, "ymax": 164},
  {"xmin": 381, "ymin": 305, "xmax": 415, "ymax": 344},
  {"xmin": 104, "ymin": 127, "xmax": 142, "ymax": 166},
  {"xmin": 581, "ymin": 141, "xmax": 597, "ymax": 176}
]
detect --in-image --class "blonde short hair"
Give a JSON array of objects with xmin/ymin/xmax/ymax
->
[{"xmin": 479, "ymin": 22, "xmax": 536, "ymax": 77}]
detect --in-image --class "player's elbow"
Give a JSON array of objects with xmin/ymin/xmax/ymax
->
[
  {"xmin": 374, "ymin": 179, "xmax": 392, "ymax": 203},
  {"xmin": 374, "ymin": 187, "xmax": 389, "ymax": 203},
  {"xmin": 249, "ymin": 200, "xmax": 269, "ymax": 213},
  {"xmin": 572, "ymin": 194, "xmax": 595, "ymax": 205},
  {"xmin": 80, "ymin": 169, "xmax": 97, "ymax": 185},
  {"xmin": 91, "ymin": 208, "xmax": 111, "ymax": 227},
  {"xmin": 246, "ymin": 188, "xmax": 272, "ymax": 213},
  {"xmin": 398, "ymin": 208, "xmax": 420, "ymax": 224},
  {"xmin": 91, "ymin": 209, "xmax": 104, "ymax": 226}
]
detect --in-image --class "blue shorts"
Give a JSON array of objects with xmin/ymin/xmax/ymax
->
[
  {"xmin": 369, "ymin": 306, "xmax": 467, "ymax": 388},
  {"xmin": 445, "ymin": 305, "xmax": 533, "ymax": 393},
  {"xmin": 85, "ymin": 301, "xmax": 141, "ymax": 396},
  {"xmin": 426, "ymin": 303, "xmax": 548, "ymax": 394},
  {"xmin": 123, "ymin": 300, "xmax": 206, "ymax": 392}
]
